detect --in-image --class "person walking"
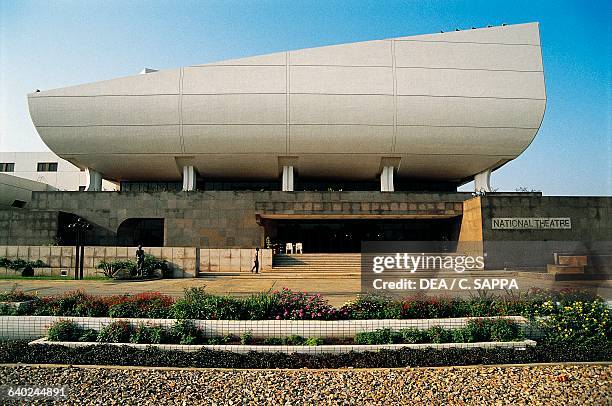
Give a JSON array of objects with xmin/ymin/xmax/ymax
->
[{"xmin": 250, "ymin": 247, "xmax": 260, "ymax": 274}]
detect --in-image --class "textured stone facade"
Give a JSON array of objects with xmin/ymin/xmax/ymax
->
[
  {"xmin": 0, "ymin": 191, "xmax": 468, "ymax": 247},
  {"xmin": 0, "ymin": 192, "xmax": 609, "ymax": 272}
]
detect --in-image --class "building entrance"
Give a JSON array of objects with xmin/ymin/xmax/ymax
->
[{"xmin": 268, "ymin": 218, "xmax": 461, "ymax": 253}]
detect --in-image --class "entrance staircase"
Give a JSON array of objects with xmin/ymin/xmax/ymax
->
[
  {"xmin": 270, "ymin": 252, "xmax": 469, "ymax": 275},
  {"xmin": 271, "ymin": 253, "xmax": 362, "ymax": 275}
]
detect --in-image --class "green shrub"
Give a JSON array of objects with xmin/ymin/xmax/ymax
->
[
  {"xmin": 129, "ymin": 323, "xmax": 170, "ymax": 344},
  {"xmin": 489, "ymin": 318, "xmax": 524, "ymax": 342},
  {"xmin": 240, "ymin": 330, "xmax": 254, "ymax": 345},
  {"xmin": 0, "ymin": 290, "xmax": 37, "ymax": 302},
  {"xmin": 96, "ymin": 259, "xmax": 136, "ymax": 279},
  {"xmin": 79, "ymin": 329, "xmax": 98, "ymax": 342},
  {"xmin": 172, "ymin": 288, "xmax": 242, "ymax": 320},
  {"xmin": 141, "ymin": 254, "xmax": 169, "ymax": 278},
  {"xmin": 399, "ymin": 328, "xmax": 429, "ymax": 344},
  {"xmin": 400, "ymin": 297, "xmax": 458, "ymax": 319},
  {"xmin": 455, "ymin": 319, "xmax": 491, "ymax": 343},
  {"xmin": 34, "ymin": 291, "xmax": 109, "ymax": 317},
  {"xmin": 354, "ymin": 328, "xmax": 402, "ymax": 345},
  {"xmin": 262, "ymin": 337, "xmax": 284, "ymax": 345},
  {"xmin": 47, "ymin": 320, "xmax": 84, "ymax": 341},
  {"xmin": 97, "ymin": 320, "xmax": 133, "ymax": 343},
  {"xmin": 0, "ymin": 258, "xmax": 47, "ymax": 272},
  {"xmin": 130, "ymin": 323, "xmax": 152, "ymax": 344},
  {"xmin": 147, "ymin": 325, "xmax": 166, "ymax": 344},
  {"xmin": 108, "ymin": 292, "xmax": 173, "ymax": 319},
  {"xmin": 284, "ymin": 335, "xmax": 306, "ymax": 345},
  {"xmin": 241, "ymin": 292, "xmax": 279, "ymax": 320},
  {"xmin": 170, "ymin": 319, "xmax": 203, "ymax": 345},
  {"xmin": 342, "ymin": 294, "xmax": 402, "ymax": 319},
  {"xmin": 450, "ymin": 318, "xmax": 524, "ymax": 343},
  {"xmin": 207, "ymin": 334, "xmax": 235, "ymax": 345},
  {"xmin": 426, "ymin": 326, "xmax": 453, "ymax": 343},
  {"xmin": 305, "ymin": 337, "xmax": 324, "ymax": 346}
]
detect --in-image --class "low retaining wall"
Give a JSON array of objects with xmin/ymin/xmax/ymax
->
[
  {"xmin": 0, "ymin": 245, "xmax": 272, "ymax": 278},
  {"xmin": 0, "ymin": 315, "xmax": 533, "ymax": 341},
  {"xmin": 29, "ymin": 337, "xmax": 537, "ymax": 354}
]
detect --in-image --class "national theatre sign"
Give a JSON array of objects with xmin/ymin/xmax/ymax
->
[{"xmin": 492, "ymin": 218, "xmax": 572, "ymax": 230}]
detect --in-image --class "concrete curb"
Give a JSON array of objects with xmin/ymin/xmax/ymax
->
[{"xmin": 0, "ymin": 361, "xmax": 609, "ymax": 373}]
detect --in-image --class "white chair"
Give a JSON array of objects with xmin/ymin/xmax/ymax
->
[
  {"xmin": 295, "ymin": 242, "xmax": 303, "ymax": 254},
  {"xmin": 285, "ymin": 242, "xmax": 294, "ymax": 254}
]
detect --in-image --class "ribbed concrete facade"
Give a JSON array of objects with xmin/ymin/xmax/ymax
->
[{"xmin": 28, "ymin": 23, "xmax": 545, "ymax": 185}]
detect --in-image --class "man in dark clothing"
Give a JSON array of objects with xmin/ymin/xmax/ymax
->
[{"xmin": 250, "ymin": 247, "xmax": 260, "ymax": 274}]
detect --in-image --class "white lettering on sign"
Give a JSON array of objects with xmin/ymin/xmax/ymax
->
[{"xmin": 492, "ymin": 218, "xmax": 571, "ymax": 230}]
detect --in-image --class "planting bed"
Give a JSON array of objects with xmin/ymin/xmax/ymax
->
[{"xmin": 29, "ymin": 337, "xmax": 537, "ymax": 354}]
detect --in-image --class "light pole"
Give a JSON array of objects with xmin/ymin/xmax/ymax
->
[{"xmin": 67, "ymin": 218, "xmax": 92, "ymax": 280}]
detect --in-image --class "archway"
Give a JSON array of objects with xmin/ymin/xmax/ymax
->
[{"xmin": 117, "ymin": 218, "xmax": 164, "ymax": 246}]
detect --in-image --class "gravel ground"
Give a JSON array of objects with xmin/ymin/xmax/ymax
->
[{"xmin": 0, "ymin": 364, "xmax": 609, "ymax": 405}]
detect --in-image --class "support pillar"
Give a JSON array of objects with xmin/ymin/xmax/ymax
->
[
  {"xmin": 380, "ymin": 166, "xmax": 394, "ymax": 192},
  {"xmin": 282, "ymin": 165, "xmax": 294, "ymax": 192},
  {"xmin": 182, "ymin": 165, "xmax": 196, "ymax": 191},
  {"xmin": 85, "ymin": 168, "xmax": 102, "ymax": 191},
  {"xmin": 474, "ymin": 169, "xmax": 492, "ymax": 193}
]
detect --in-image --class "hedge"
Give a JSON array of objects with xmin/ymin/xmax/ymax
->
[{"xmin": 0, "ymin": 339, "xmax": 609, "ymax": 369}]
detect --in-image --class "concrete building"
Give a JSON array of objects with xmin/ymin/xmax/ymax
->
[
  {"xmin": 27, "ymin": 23, "xmax": 545, "ymax": 193},
  {"xmin": 1, "ymin": 23, "xmax": 610, "ymax": 274}
]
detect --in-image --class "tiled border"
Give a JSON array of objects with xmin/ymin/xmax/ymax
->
[
  {"xmin": 0, "ymin": 315, "xmax": 537, "ymax": 340},
  {"xmin": 29, "ymin": 337, "xmax": 537, "ymax": 354}
]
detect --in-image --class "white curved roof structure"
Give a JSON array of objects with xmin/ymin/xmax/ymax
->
[{"xmin": 28, "ymin": 22, "xmax": 545, "ymax": 183}]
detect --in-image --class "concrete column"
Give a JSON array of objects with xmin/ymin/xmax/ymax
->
[
  {"xmin": 282, "ymin": 165, "xmax": 294, "ymax": 192},
  {"xmin": 380, "ymin": 166, "xmax": 394, "ymax": 192},
  {"xmin": 474, "ymin": 169, "xmax": 492, "ymax": 193},
  {"xmin": 85, "ymin": 168, "xmax": 102, "ymax": 191},
  {"xmin": 182, "ymin": 165, "xmax": 196, "ymax": 191}
]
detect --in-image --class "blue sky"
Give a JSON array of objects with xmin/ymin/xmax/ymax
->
[{"xmin": 1, "ymin": 0, "xmax": 610, "ymax": 195}]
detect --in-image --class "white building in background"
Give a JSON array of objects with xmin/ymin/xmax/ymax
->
[{"xmin": 0, "ymin": 152, "xmax": 117, "ymax": 191}]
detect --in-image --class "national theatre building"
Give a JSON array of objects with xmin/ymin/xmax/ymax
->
[{"xmin": 1, "ymin": 22, "xmax": 610, "ymax": 274}]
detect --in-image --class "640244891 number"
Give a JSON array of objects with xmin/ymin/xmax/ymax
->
[{"xmin": 1, "ymin": 386, "xmax": 67, "ymax": 399}]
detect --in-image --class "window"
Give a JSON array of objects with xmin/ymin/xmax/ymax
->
[
  {"xmin": 0, "ymin": 163, "xmax": 15, "ymax": 172},
  {"xmin": 37, "ymin": 162, "xmax": 58, "ymax": 172}
]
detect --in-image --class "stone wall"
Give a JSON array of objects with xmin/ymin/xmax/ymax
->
[
  {"xmin": 1, "ymin": 191, "xmax": 468, "ymax": 248},
  {"xmin": 0, "ymin": 245, "xmax": 272, "ymax": 277},
  {"xmin": 479, "ymin": 196, "xmax": 612, "ymax": 270},
  {"xmin": 0, "ymin": 245, "xmax": 198, "ymax": 278},
  {"xmin": 0, "ymin": 209, "xmax": 59, "ymax": 246}
]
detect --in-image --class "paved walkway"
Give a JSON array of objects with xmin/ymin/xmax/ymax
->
[{"xmin": 1, "ymin": 274, "xmax": 610, "ymax": 305}]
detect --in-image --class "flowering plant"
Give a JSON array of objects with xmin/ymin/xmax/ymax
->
[{"xmin": 541, "ymin": 300, "xmax": 610, "ymax": 344}]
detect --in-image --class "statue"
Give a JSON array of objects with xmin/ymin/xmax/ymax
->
[{"xmin": 136, "ymin": 245, "xmax": 145, "ymax": 276}]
